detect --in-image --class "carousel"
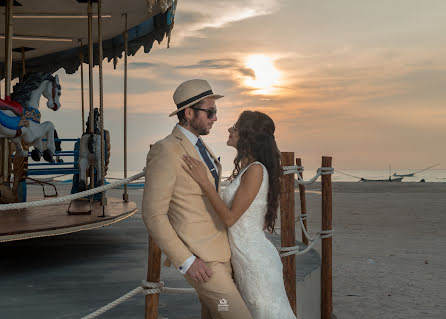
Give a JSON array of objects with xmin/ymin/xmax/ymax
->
[
  {"xmin": 0, "ymin": 0, "xmax": 176, "ymax": 242},
  {"xmin": 1, "ymin": 3, "xmax": 336, "ymax": 319}
]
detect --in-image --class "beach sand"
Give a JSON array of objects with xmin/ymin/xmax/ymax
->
[
  {"xmin": 1, "ymin": 182, "xmax": 445, "ymax": 318},
  {"xmin": 298, "ymin": 182, "xmax": 446, "ymax": 319},
  {"xmin": 125, "ymin": 181, "xmax": 446, "ymax": 318}
]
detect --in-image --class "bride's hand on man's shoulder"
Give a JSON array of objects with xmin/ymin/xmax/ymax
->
[{"xmin": 182, "ymin": 155, "xmax": 209, "ymax": 186}]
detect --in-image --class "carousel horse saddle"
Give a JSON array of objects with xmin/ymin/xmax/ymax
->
[
  {"xmin": 0, "ymin": 103, "xmax": 41, "ymax": 130},
  {"xmin": 0, "ymin": 109, "xmax": 22, "ymax": 130},
  {"xmin": 0, "ymin": 96, "xmax": 24, "ymax": 116}
]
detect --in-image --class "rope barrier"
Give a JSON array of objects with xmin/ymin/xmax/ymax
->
[
  {"xmin": 297, "ymin": 211, "xmax": 335, "ymax": 255},
  {"xmin": 283, "ymin": 165, "xmax": 303, "ymax": 173},
  {"xmin": 274, "ymin": 205, "xmax": 335, "ymax": 257},
  {"xmin": 81, "ymin": 229, "xmax": 333, "ymax": 318},
  {"xmin": 277, "ymin": 229, "xmax": 334, "ymax": 257},
  {"xmin": 282, "ymin": 166, "xmax": 334, "ymax": 185},
  {"xmin": 333, "ymin": 169, "xmax": 361, "ymax": 180},
  {"xmin": 81, "ymin": 281, "xmax": 197, "ymax": 319},
  {"xmin": 81, "ymin": 286, "xmax": 143, "ymax": 319},
  {"xmin": 38, "ymin": 163, "xmax": 335, "ymax": 317},
  {"xmin": 141, "ymin": 280, "xmax": 197, "ymax": 295},
  {"xmin": 0, "ymin": 170, "xmax": 145, "ymax": 211},
  {"xmin": 81, "ymin": 208, "xmax": 331, "ymax": 317},
  {"xmin": 299, "ymin": 213, "xmax": 315, "ymax": 241}
]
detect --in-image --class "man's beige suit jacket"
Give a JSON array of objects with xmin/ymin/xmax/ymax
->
[{"xmin": 142, "ymin": 126, "xmax": 231, "ymax": 268}]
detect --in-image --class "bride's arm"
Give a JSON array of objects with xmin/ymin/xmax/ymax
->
[{"xmin": 182, "ymin": 155, "xmax": 263, "ymax": 227}]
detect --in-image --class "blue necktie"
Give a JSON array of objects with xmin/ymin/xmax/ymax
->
[{"xmin": 196, "ymin": 138, "xmax": 219, "ymax": 190}]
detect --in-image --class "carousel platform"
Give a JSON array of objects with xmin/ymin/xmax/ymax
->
[
  {"xmin": 0, "ymin": 186, "xmax": 137, "ymax": 243},
  {"xmin": 0, "ymin": 192, "xmax": 321, "ymax": 319}
]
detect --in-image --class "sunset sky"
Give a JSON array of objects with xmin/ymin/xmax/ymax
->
[{"xmin": 24, "ymin": 0, "xmax": 446, "ymax": 175}]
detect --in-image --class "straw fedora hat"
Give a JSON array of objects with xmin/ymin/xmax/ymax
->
[{"xmin": 169, "ymin": 79, "xmax": 223, "ymax": 117}]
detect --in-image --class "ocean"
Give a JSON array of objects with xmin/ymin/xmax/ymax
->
[
  {"xmin": 94, "ymin": 169, "xmax": 446, "ymax": 183},
  {"xmin": 311, "ymin": 169, "xmax": 446, "ymax": 183}
]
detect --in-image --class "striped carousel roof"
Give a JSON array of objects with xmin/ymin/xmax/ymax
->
[{"xmin": 0, "ymin": 0, "xmax": 176, "ymax": 80}]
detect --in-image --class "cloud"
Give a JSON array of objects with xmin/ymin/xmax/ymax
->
[
  {"xmin": 172, "ymin": 0, "xmax": 280, "ymax": 44},
  {"xmin": 128, "ymin": 62, "xmax": 159, "ymax": 69},
  {"xmin": 175, "ymin": 58, "xmax": 255, "ymax": 78},
  {"xmin": 176, "ymin": 58, "xmax": 238, "ymax": 69},
  {"xmin": 43, "ymin": 0, "xmax": 446, "ymax": 170}
]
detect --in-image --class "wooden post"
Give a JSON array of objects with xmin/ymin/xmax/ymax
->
[
  {"xmin": 145, "ymin": 144, "xmax": 162, "ymax": 319},
  {"xmin": 321, "ymin": 156, "xmax": 333, "ymax": 319},
  {"xmin": 145, "ymin": 235, "xmax": 162, "ymax": 319},
  {"xmin": 296, "ymin": 158, "xmax": 308, "ymax": 246},
  {"xmin": 280, "ymin": 152, "xmax": 296, "ymax": 315}
]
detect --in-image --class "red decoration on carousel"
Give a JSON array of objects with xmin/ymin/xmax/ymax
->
[{"xmin": 0, "ymin": 95, "xmax": 24, "ymax": 116}]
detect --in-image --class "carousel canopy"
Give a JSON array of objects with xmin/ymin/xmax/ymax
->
[{"xmin": 0, "ymin": 0, "xmax": 175, "ymax": 80}]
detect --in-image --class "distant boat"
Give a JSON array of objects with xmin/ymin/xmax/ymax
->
[
  {"xmin": 393, "ymin": 163, "xmax": 440, "ymax": 178},
  {"xmin": 335, "ymin": 169, "xmax": 404, "ymax": 182},
  {"xmin": 360, "ymin": 163, "xmax": 403, "ymax": 182},
  {"xmin": 360, "ymin": 177, "xmax": 403, "ymax": 182},
  {"xmin": 392, "ymin": 173, "xmax": 415, "ymax": 177}
]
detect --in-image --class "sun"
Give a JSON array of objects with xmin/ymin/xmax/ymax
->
[{"xmin": 244, "ymin": 54, "xmax": 281, "ymax": 95}]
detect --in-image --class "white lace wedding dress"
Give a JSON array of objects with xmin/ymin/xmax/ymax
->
[{"xmin": 221, "ymin": 162, "xmax": 296, "ymax": 319}]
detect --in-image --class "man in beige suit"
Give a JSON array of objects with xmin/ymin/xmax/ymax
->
[{"xmin": 142, "ymin": 79, "xmax": 252, "ymax": 319}]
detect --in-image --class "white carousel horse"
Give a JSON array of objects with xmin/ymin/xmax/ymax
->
[
  {"xmin": 0, "ymin": 72, "xmax": 61, "ymax": 163},
  {"xmin": 78, "ymin": 108, "xmax": 109, "ymax": 192}
]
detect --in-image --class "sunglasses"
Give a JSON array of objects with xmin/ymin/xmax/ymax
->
[{"xmin": 192, "ymin": 107, "xmax": 217, "ymax": 119}]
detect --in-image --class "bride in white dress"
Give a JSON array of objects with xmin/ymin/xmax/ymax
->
[{"xmin": 183, "ymin": 111, "xmax": 296, "ymax": 319}]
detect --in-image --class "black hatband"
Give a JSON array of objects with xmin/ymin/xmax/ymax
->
[{"xmin": 177, "ymin": 90, "xmax": 213, "ymax": 108}]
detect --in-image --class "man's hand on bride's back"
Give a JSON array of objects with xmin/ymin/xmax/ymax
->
[{"xmin": 186, "ymin": 258, "xmax": 213, "ymax": 283}]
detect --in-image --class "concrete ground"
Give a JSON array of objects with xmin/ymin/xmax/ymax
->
[
  {"xmin": 4, "ymin": 181, "xmax": 442, "ymax": 318},
  {"xmin": 0, "ymin": 185, "xmax": 319, "ymax": 319}
]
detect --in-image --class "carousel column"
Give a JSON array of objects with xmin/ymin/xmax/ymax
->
[
  {"xmin": 97, "ymin": 0, "xmax": 107, "ymax": 209},
  {"xmin": 122, "ymin": 13, "xmax": 129, "ymax": 202},
  {"xmin": 1, "ymin": 0, "xmax": 13, "ymax": 188},
  {"xmin": 79, "ymin": 40, "xmax": 85, "ymax": 134},
  {"xmin": 21, "ymin": 47, "xmax": 26, "ymax": 76},
  {"xmin": 87, "ymin": 0, "xmax": 95, "ymax": 192},
  {"xmin": 12, "ymin": 47, "xmax": 29, "ymax": 202}
]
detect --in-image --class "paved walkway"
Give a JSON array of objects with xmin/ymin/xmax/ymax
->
[{"xmin": 1, "ymin": 203, "xmax": 319, "ymax": 319}]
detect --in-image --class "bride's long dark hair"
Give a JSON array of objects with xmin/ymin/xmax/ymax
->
[{"xmin": 231, "ymin": 111, "xmax": 281, "ymax": 233}]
